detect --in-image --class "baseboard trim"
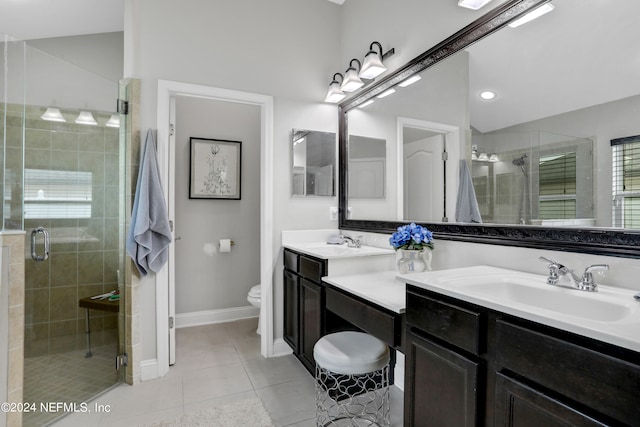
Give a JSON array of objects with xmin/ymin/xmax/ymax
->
[
  {"xmin": 271, "ymin": 338, "xmax": 294, "ymax": 357},
  {"xmin": 140, "ymin": 358, "xmax": 159, "ymax": 381},
  {"xmin": 175, "ymin": 305, "xmax": 259, "ymax": 329}
]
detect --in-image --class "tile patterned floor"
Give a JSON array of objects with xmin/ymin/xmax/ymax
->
[
  {"xmin": 50, "ymin": 318, "xmax": 403, "ymax": 426},
  {"xmin": 23, "ymin": 345, "xmax": 120, "ymax": 427}
]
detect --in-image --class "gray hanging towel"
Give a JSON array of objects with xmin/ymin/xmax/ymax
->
[
  {"xmin": 126, "ymin": 129, "xmax": 172, "ymax": 275},
  {"xmin": 455, "ymin": 159, "xmax": 483, "ymax": 223}
]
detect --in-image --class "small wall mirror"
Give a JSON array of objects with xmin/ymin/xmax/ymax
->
[{"xmin": 291, "ymin": 129, "xmax": 336, "ymax": 197}]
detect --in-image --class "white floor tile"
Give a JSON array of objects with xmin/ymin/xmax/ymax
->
[{"xmin": 52, "ymin": 319, "xmax": 405, "ymax": 426}]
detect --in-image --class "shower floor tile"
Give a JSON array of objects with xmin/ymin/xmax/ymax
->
[{"xmin": 23, "ymin": 345, "xmax": 120, "ymax": 427}]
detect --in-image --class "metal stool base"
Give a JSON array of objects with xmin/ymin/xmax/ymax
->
[{"xmin": 315, "ymin": 364, "xmax": 390, "ymax": 427}]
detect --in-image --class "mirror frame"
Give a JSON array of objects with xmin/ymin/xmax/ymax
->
[{"xmin": 338, "ymin": 0, "xmax": 640, "ymax": 259}]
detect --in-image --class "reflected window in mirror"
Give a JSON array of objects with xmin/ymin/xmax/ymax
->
[
  {"xmin": 291, "ymin": 129, "xmax": 336, "ymax": 197},
  {"xmin": 612, "ymin": 134, "xmax": 640, "ymax": 228}
]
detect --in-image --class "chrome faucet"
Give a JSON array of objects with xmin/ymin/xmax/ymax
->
[
  {"xmin": 339, "ymin": 235, "xmax": 361, "ymax": 248},
  {"xmin": 539, "ymin": 256, "xmax": 609, "ymax": 292}
]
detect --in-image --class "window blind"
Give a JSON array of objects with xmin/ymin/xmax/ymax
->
[
  {"xmin": 611, "ymin": 135, "xmax": 640, "ymax": 228},
  {"xmin": 538, "ymin": 152, "xmax": 576, "ymax": 219},
  {"xmin": 23, "ymin": 169, "xmax": 93, "ymax": 219}
]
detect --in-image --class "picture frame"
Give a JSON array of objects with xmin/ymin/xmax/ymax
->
[{"xmin": 189, "ymin": 137, "xmax": 242, "ymax": 199}]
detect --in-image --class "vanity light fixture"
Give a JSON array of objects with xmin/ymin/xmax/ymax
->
[
  {"xmin": 40, "ymin": 107, "xmax": 66, "ymax": 122},
  {"xmin": 75, "ymin": 111, "xmax": 97, "ymax": 126},
  {"xmin": 508, "ymin": 3, "xmax": 554, "ymax": 28},
  {"xmin": 105, "ymin": 114, "xmax": 120, "ymax": 128},
  {"xmin": 480, "ymin": 90, "xmax": 496, "ymax": 100},
  {"xmin": 358, "ymin": 99, "xmax": 375, "ymax": 108},
  {"xmin": 325, "ymin": 73, "xmax": 347, "ymax": 103},
  {"xmin": 341, "ymin": 59, "xmax": 365, "ymax": 92},
  {"xmin": 398, "ymin": 75, "xmax": 421, "ymax": 87},
  {"xmin": 458, "ymin": 0, "xmax": 493, "ymax": 10},
  {"xmin": 359, "ymin": 42, "xmax": 388, "ymax": 79},
  {"xmin": 376, "ymin": 88, "xmax": 396, "ymax": 99}
]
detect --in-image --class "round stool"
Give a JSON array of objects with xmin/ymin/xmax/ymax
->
[{"xmin": 314, "ymin": 331, "xmax": 390, "ymax": 427}]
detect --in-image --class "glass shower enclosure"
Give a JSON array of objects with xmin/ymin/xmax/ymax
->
[{"xmin": 1, "ymin": 34, "xmax": 127, "ymax": 427}]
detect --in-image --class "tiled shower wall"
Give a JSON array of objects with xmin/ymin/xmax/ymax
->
[{"xmin": 12, "ymin": 105, "xmax": 121, "ymax": 358}]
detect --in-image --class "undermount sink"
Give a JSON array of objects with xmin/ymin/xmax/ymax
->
[
  {"xmin": 400, "ymin": 265, "xmax": 640, "ymax": 352},
  {"xmin": 453, "ymin": 275, "xmax": 635, "ymax": 322}
]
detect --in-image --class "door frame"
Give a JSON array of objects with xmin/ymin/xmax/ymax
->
[
  {"xmin": 397, "ymin": 117, "xmax": 461, "ymax": 221},
  {"xmin": 156, "ymin": 80, "xmax": 274, "ymax": 376}
]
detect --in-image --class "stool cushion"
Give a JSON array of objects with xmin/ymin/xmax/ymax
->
[{"xmin": 314, "ymin": 331, "xmax": 390, "ymax": 375}]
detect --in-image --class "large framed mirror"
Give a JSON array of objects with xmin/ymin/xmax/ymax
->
[{"xmin": 338, "ymin": 0, "xmax": 640, "ymax": 258}]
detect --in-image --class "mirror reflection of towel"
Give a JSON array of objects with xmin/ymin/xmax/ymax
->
[
  {"xmin": 126, "ymin": 129, "xmax": 172, "ymax": 275},
  {"xmin": 455, "ymin": 159, "xmax": 483, "ymax": 223}
]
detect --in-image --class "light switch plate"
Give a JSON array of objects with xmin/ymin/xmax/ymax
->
[{"xmin": 329, "ymin": 206, "xmax": 338, "ymax": 221}]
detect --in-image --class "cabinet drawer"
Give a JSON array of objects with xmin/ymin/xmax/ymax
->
[
  {"xmin": 325, "ymin": 287, "xmax": 400, "ymax": 347},
  {"xmin": 299, "ymin": 255, "xmax": 325, "ymax": 282},
  {"xmin": 496, "ymin": 320, "xmax": 640, "ymax": 426},
  {"xmin": 406, "ymin": 289, "xmax": 482, "ymax": 355},
  {"xmin": 284, "ymin": 249, "xmax": 298, "ymax": 272}
]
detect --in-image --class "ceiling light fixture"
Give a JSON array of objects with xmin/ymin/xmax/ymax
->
[
  {"xmin": 359, "ymin": 42, "xmax": 388, "ymax": 79},
  {"xmin": 489, "ymin": 153, "xmax": 499, "ymax": 162},
  {"xmin": 508, "ymin": 3, "xmax": 554, "ymax": 28},
  {"xmin": 75, "ymin": 111, "xmax": 97, "ymax": 126},
  {"xmin": 458, "ymin": 0, "xmax": 493, "ymax": 10},
  {"xmin": 341, "ymin": 59, "xmax": 365, "ymax": 92},
  {"xmin": 480, "ymin": 90, "xmax": 496, "ymax": 100},
  {"xmin": 105, "ymin": 114, "xmax": 120, "ymax": 128},
  {"xmin": 40, "ymin": 107, "xmax": 66, "ymax": 122},
  {"xmin": 358, "ymin": 99, "xmax": 374, "ymax": 108},
  {"xmin": 325, "ymin": 73, "xmax": 347, "ymax": 103},
  {"xmin": 398, "ymin": 75, "xmax": 421, "ymax": 87},
  {"xmin": 376, "ymin": 88, "xmax": 396, "ymax": 99}
]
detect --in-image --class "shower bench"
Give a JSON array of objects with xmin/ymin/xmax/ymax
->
[{"xmin": 78, "ymin": 295, "xmax": 119, "ymax": 358}]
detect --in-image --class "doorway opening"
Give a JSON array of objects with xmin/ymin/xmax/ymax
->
[{"xmin": 155, "ymin": 81, "xmax": 274, "ymax": 378}]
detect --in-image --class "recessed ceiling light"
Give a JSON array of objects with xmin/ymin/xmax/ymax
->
[
  {"xmin": 480, "ymin": 90, "xmax": 496, "ymax": 100},
  {"xmin": 458, "ymin": 0, "xmax": 493, "ymax": 10}
]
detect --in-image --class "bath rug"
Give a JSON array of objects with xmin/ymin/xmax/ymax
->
[{"xmin": 138, "ymin": 397, "xmax": 274, "ymax": 427}]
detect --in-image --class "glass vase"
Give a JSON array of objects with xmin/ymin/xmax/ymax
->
[{"xmin": 397, "ymin": 249, "xmax": 432, "ymax": 274}]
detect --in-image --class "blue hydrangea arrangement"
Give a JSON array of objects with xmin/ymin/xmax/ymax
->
[{"xmin": 389, "ymin": 223, "xmax": 434, "ymax": 251}]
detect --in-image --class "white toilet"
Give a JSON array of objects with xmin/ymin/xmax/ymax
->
[{"xmin": 247, "ymin": 284, "xmax": 261, "ymax": 335}]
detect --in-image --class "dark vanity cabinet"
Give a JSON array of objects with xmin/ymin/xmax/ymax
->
[
  {"xmin": 405, "ymin": 285, "xmax": 640, "ymax": 427},
  {"xmin": 283, "ymin": 248, "xmax": 327, "ymax": 373}
]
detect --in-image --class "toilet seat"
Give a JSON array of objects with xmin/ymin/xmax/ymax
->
[{"xmin": 248, "ymin": 285, "xmax": 261, "ymax": 298}]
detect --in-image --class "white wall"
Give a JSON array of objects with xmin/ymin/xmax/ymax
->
[{"xmin": 174, "ymin": 96, "xmax": 261, "ymax": 314}]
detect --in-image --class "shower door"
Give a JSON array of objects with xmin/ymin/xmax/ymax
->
[{"xmin": 21, "ymin": 45, "xmax": 126, "ymax": 427}]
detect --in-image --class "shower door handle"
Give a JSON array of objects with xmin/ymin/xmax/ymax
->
[{"xmin": 31, "ymin": 227, "xmax": 50, "ymax": 262}]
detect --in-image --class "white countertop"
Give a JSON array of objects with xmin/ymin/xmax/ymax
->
[
  {"xmin": 322, "ymin": 270, "xmax": 406, "ymax": 314},
  {"xmin": 283, "ymin": 242, "xmax": 395, "ymax": 260},
  {"xmin": 321, "ymin": 265, "xmax": 640, "ymax": 353},
  {"xmin": 399, "ymin": 266, "xmax": 640, "ymax": 354}
]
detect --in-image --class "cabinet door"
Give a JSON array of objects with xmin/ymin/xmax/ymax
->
[
  {"xmin": 283, "ymin": 269, "xmax": 299, "ymax": 354},
  {"xmin": 404, "ymin": 330, "xmax": 479, "ymax": 427},
  {"xmin": 495, "ymin": 373, "xmax": 606, "ymax": 427},
  {"xmin": 300, "ymin": 278, "xmax": 323, "ymax": 373}
]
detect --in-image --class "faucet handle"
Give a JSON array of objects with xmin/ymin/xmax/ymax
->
[
  {"xmin": 539, "ymin": 256, "xmax": 561, "ymax": 285},
  {"xmin": 579, "ymin": 264, "xmax": 609, "ymax": 291}
]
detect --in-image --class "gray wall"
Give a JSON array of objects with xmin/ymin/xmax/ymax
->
[
  {"xmin": 125, "ymin": 0, "xmax": 507, "ymax": 363},
  {"xmin": 175, "ymin": 96, "xmax": 261, "ymax": 314}
]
